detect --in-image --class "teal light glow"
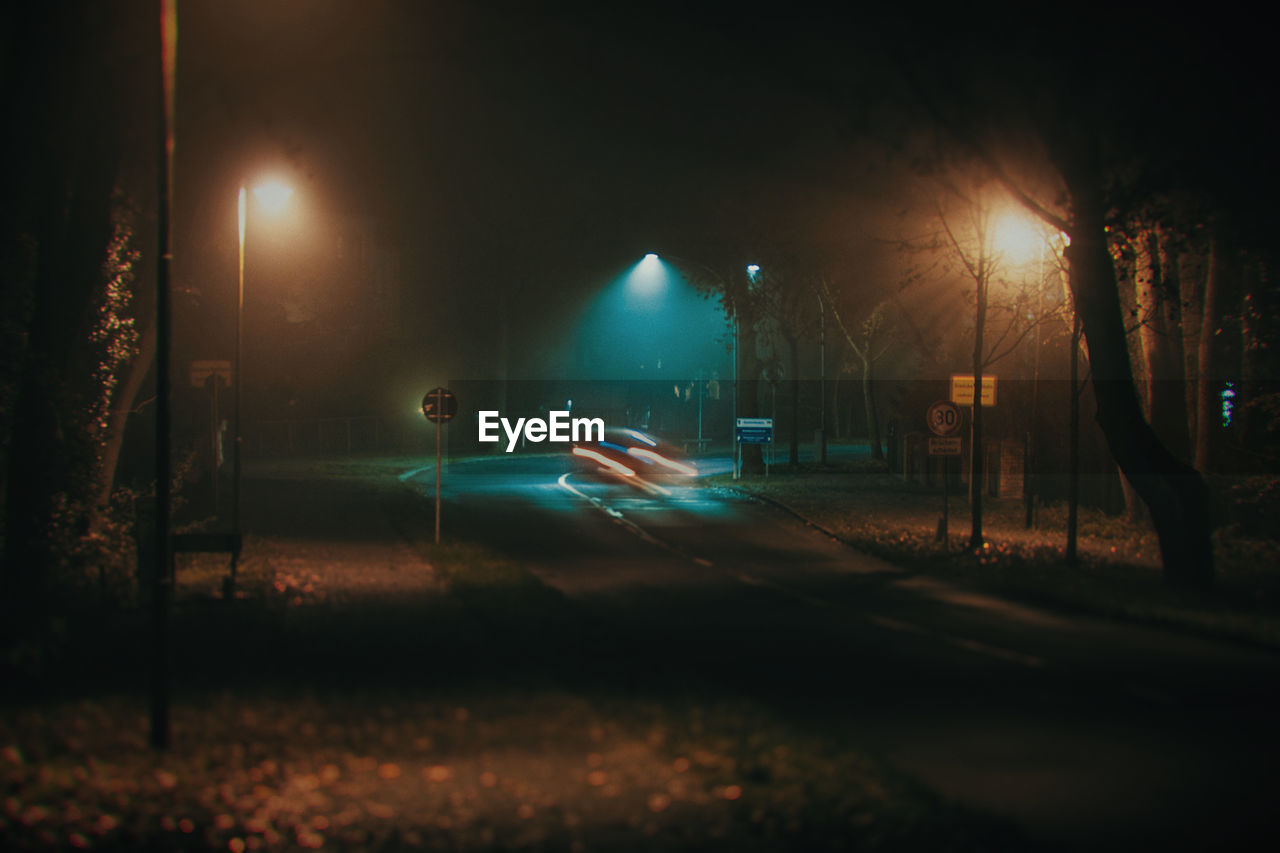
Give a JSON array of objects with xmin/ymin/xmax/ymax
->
[{"xmin": 627, "ymin": 253, "xmax": 668, "ymax": 300}]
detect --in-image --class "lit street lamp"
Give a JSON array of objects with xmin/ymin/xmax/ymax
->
[
  {"xmin": 232, "ymin": 180, "xmax": 293, "ymax": 593},
  {"xmin": 644, "ymin": 253, "xmax": 750, "ymax": 474},
  {"xmin": 992, "ymin": 209, "xmax": 1048, "ymax": 529}
]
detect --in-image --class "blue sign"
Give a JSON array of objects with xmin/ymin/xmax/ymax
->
[{"xmin": 736, "ymin": 417, "xmax": 773, "ymax": 444}]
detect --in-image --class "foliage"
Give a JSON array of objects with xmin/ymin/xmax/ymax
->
[{"xmin": 88, "ymin": 197, "xmax": 142, "ymax": 441}]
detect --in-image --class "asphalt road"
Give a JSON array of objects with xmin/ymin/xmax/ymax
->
[{"xmin": 403, "ymin": 451, "xmax": 1280, "ymax": 852}]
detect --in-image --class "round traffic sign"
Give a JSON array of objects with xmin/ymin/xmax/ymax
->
[
  {"xmin": 926, "ymin": 400, "xmax": 962, "ymax": 436},
  {"xmin": 422, "ymin": 387, "xmax": 458, "ymax": 423}
]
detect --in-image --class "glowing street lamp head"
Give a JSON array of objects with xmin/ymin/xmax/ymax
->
[
  {"xmin": 992, "ymin": 211, "xmax": 1042, "ymax": 266},
  {"xmin": 253, "ymin": 181, "xmax": 294, "ymax": 214},
  {"xmin": 629, "ymin": 252, "xmax": 667, "ymax": 299}
]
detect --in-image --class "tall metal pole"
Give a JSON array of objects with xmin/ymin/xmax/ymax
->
[
  {"xmin": 1026, "ymin": 241, "xmax": 1045, "ymax": 528},
  {"xmin": 1067, "ymin": 310, "xmax": 1081, "ymax": 564},
  {"xmin": 434, "ymin": 419, "xmax": 442, "ymax": 544},
  {"xmin": 231, "ymin": 186, "xmax": 245, "ymax": 593},
  {"xmin": 818, "ymin": 290, "xmax": 826, "ymax": 465},
  {"xmin": 732, "ymin": 312, "xmax": 739, "ymax": 479},
  {"xmin": 151, "ymin": 0, "xmax": 178, "ymax": 752},
  {"xmin": 697, "ymin": 370, "xmax": 703, "ymax": 445}
]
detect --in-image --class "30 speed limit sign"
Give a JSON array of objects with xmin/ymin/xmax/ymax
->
[{"xmin": 926, "ymin": 400, "xmax": 963, "ymax": 436}]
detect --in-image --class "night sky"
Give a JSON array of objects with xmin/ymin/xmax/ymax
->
[
  {"xmin": 153, "ymin": 1, "xmax": 1278, "ymax": 414},
  {"xmin": 168, "ymin": 2, "xmax": 903, "ymax": 395}
]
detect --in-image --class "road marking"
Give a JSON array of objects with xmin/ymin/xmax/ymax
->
[
  {"xmin": 869, "ymin": 615, "xmax": 929, "ymax": 635},
  {"xmin": 397, "ymin": 463, "xmax": 435, "ymax": 482},
  {"xmin": 946, "ymin": 636, "xmax": 1045, "ymax": 668},
  {"xmin": 556, "ymin": 473, "xmax": 1045, "ymax": 671},
  {"xmin": 557, "ymin": 473, "xmax": 667, "ymax": 549}
]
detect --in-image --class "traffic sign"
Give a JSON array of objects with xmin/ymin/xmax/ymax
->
[
  {"xmin": 421, "ymin": 387, "xmax": 458, "ymax": 423},
  {"xmin": 950, "ymin": 374, "xmax": 997, "ymax": 407},
  {"xmin": 928, "ymin": 436, "xmax": 963, "ymax": 456},
  {"xmin": 190, "ymin": 359, "xmax": 231, "ymax": 388},
  {"xmin": 926, "ymin": 400, "xmax": 963, "ymax": 436},
  {"xmin": 736, "ymin": 417, "xmax": 773, "ymax": 444}
]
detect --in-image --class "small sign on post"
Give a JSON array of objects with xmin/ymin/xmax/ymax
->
[
  {"xmin": 735, "ymin": 417, "xmax": 774, "ymax": 478},
  {"xmin": 189, "ymin": 359, "xmax": 231, "ymax": 388},
  {"xmin": 422, "ymin": 387, "xmax": 457, "ymax": 544},
  {"xmin": 949, "ymin": 374, "xmax": 998, "ymax": 407},
  {"xmin": 928, "ymin": 436, "xmax": 963, "ymax": 456},
  {"xmin": 926, "ymin": 401, "xmax": 965, "ymax": 553}
]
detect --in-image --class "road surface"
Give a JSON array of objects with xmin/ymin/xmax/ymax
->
[{"xmin": 401, "ymin": 451, "xmax": 1280, "ymax": 851}]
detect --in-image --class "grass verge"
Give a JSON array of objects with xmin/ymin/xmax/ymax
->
[{"xmin": 712, "ymin": 459, "xmax": 1280, "ymax": 648}]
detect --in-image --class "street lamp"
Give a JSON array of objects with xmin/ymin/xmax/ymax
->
[
  {"xmin": 642, "ymin": 253, "xmax": 747, "ymax": 472},
  {"xmin": 993, "ymin": 209, "xmax": 1049, "ymax": 528},
  {"xmin": 233, "ymin": 180, "xmax": 293, "ymax": 592}
]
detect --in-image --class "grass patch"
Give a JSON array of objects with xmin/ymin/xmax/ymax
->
[
  {"xmin": 711, "ymin": 463, "xmax": 1280, "ymax": 648},
  {"xmin": 427, "ymin": 542, "xmax": 571, "ymax": 638}
]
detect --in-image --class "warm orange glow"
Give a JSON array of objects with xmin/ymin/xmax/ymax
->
[
  {"xmin": 991, "ymin": 209, "xmax": 1043, "ymax": 266},
  {"xmin": 573, "ymin": 446, "xmax": 636, "ymax": 477},
  {"xmin": 237, "ymin": 186, "xmax": 246, "ymax": 245},
  {"xmin": 253, "ymin": 181, "xmax": 294, "ymax": 214}
]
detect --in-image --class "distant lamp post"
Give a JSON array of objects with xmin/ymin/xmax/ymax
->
[
  {"xmin": 640, "ymin": 253, "xmax": 747, "ymax": 470},
  {"xmin": 993, "ymin": 209, "xmax": 1048, "ymax": 529},
  {"xmin": 233, "ymin": 179, "xmax": 294, "ymax": 592}
]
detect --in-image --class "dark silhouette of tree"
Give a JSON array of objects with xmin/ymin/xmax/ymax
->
[{"xmin": 2, "ymin": 1, "xmax": 154, "ymax": 652}]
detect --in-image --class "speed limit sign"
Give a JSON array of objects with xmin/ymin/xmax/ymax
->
[{"xmin": 926, "ymin": 400, "xmax": 963, "ymax": 436}]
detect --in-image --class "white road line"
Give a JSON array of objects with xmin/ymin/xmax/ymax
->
[
  {"xmin": 557, "ymin": 473, "xmax": 667, "ymax": 549},
  {"xmin": 557, "ymin": 473, "xmax": 1044, "ymax": 670},
  {"xmin": 397, "ymin": 463, "xmax": 435, "ymax": 482}
]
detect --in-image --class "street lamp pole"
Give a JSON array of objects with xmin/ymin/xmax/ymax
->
[
  {"xmin": 818, "ymin": 289, "xmax": 826, "ymax": 465},
  {"xmin": 732, "ymin": 311, "xmax": 739, "ymax": 479},
  {"xmin": 232, "ymin": 187, "xmax": 246, "ymax": 591}
]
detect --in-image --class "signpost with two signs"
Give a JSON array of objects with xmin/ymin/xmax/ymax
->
[
  {"xmin": 927, "ymin": 400, "xmax": 964, "ymax": 552},
  {"xmin": 735, "ymin": 417, "xmax": 774, "ymax": 478},
  {"xmin": 421, "ymin": 387, "xmax": 458, "ymax": 544}
]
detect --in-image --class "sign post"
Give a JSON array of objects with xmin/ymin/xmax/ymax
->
[
  {"xmin": 422, "ymin": 387, "xmax": 458, "ymax": 544},
  {"xmin": 927, "ymin": 401, "xmax": 963, "ymax": 553},
  {"xmin": 735, "ymin": 417, "xmax": 774, "ymax": 478}
]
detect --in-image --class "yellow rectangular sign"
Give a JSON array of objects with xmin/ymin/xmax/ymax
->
[{"xmin": 949, "ymin": 374, "xmax": 997, "ymax": 407}]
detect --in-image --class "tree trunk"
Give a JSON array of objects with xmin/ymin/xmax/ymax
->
[
  {"xmin": 1155, "ymin": 226, "xmax": 1192, "ymax": 461},
  {"xmin": 831, "ymin": 375, "xmax": 840, "ymax": 438},
  {"xmin": 92, "ymin": 314, "xmax": 156, "ymax": 521},
  {"xmin": 861, "ymin": 357, "xmax": 883, "ymax": 461},
  {"xmin": 738, "ymin": 330, "xmax": 764, "ymax": 474},
  {"xmin": 1178, "ymin": 247, "xmax": 1206, "ymax": 462},
  {"xmin": 1237, "ymin": 256, "xmax": 1263, "ymax": 449},
  {"xmin": 787, "ymin": 335, "xmax": 800, "ymax": 467},
  {"xmin": 1194, "ymin": 222, "xmax": 1230, "ymax": 473},
  {"xmin": 1056, "ymin": 158, "xmax": 1213, "ymax": 588},
  {"xmin": 968, "ymin": 268, "xmax": 986, "ymax": 551}
]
